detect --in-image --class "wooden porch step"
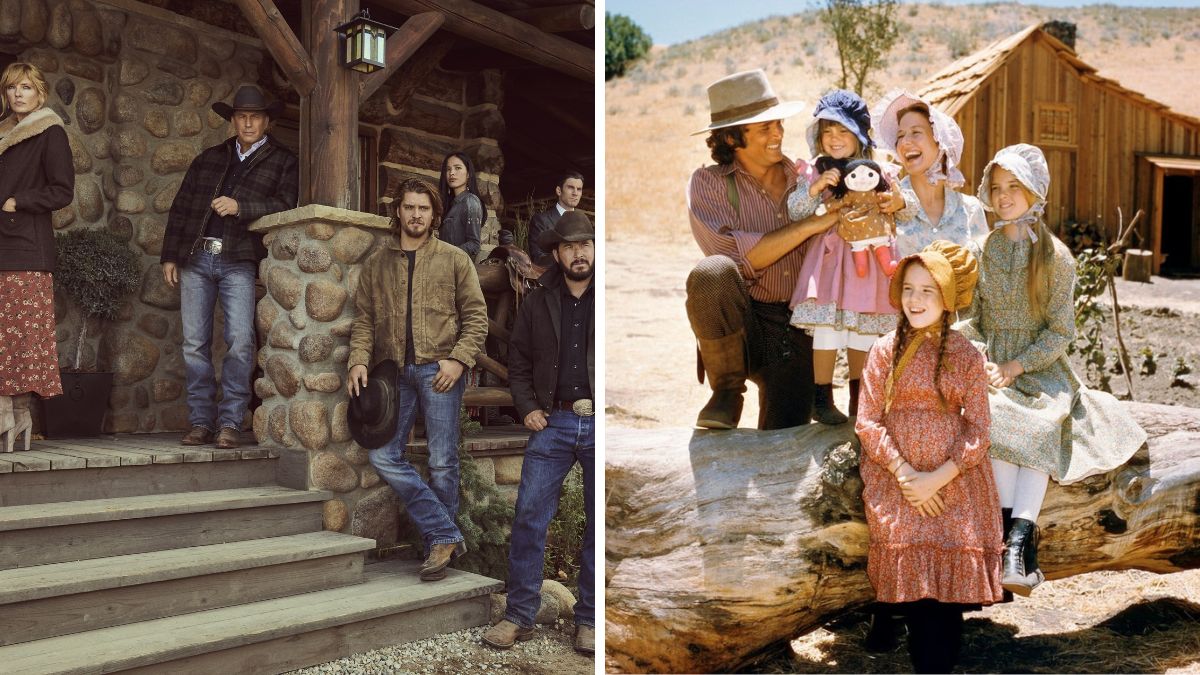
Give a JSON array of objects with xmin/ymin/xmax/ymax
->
[
  {"xmin": 0, "ymin": 560, "xmax": 503, "ymax": 675},
  {"xmin": 0, "ymin": 531, "xmax": 375, "ymax": 647},
  {"xmin": 0, "ymin": 487, "xmax": 329, "ymax": 569}
]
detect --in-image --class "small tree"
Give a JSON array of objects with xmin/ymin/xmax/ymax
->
[
  {"xmin": 819, "ymin": 0, "xmax": 900, "ymax": 95},
  {"xmin": 605, "ymin": 12, "xmax": 652, "ymax": 80},
  {"xmin": 53, "ymin": 228, "xmax": 141, "ymax": 370}
]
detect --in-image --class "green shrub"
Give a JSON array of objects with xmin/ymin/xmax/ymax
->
[
  {"xmin": 545, "ymin": 464, "xmax": 586, "ymax": 589},
  {"xmin": 451, "ymin": 410, "xmax": 515, "ymax": 581},
  {"xmin": 606, "ymin": 13, "xmax": 652, "ymax": 80}
]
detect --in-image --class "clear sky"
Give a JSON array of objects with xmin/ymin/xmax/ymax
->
[{"xmin": 606, "ymin": 0, "xmax": 1200, "ymax": 46}]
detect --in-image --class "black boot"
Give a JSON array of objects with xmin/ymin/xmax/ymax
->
[
  {"xmin": 863, "ymin": 608, "xmax": 902, "ymax": 653},
  {"xmin": 999, "ymin": 508, "xmax": 1014, "ymax": 603},
  {"xmin": 1002, "ymin": 518, "xmax": 1045, "ymax": 596},
  {"xmin": 848, "ymin": 378, "xmax": 861, "ymax": 417},
  {"xmin": 812, "ymin": 383, "xmax": 848, "ymax": 425}
]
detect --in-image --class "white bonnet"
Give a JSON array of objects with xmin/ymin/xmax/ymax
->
[{"xmin": 871, "ymin": 90, "xmax": 965, "ymax": 189}]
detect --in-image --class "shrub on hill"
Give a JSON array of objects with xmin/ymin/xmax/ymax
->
[{"xmin": 606, "ymin": 13, "xmax": 652, "ymax": 80}]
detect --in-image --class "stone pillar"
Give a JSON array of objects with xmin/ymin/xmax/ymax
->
[{"xmin": 249, "ymin": 205, "xmax": 399, "ymax": 543}]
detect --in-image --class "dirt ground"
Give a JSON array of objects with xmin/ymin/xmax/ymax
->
[{"xmin": 604, "ymin": 234, "xmax": 1200, "ymax": 674}]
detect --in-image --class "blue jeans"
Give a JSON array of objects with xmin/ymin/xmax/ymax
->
[
  {"xmin": 180, "ymin": 252, "xmax": 257, "ymax": 431},
  {"xmin": 369, "ymin": 362, "xmax": 465, "ymax": 548},
  {"xmin": 504, "ymin": 409, "xmax": 595, "ymax": 628}
]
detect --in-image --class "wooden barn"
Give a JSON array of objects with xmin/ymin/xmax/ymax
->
[{"xmin": 919, "ymin": 22, "xmax": 1200, "ymax": 276}]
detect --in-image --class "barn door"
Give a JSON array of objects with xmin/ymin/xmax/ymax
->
[
  {"xmin": 1161, "ymin": 174, "xmax": 1199, "ymax": 276},
  {"xmin": 1042, "ymin": 149, "xmax": 1077, "ymax": 233}
]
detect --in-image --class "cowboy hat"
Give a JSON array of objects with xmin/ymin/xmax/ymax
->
[
  {"xmin": 536, "ymin": 210, "xmax": 593, "ymax": 251},
  {"xmin": 693, "ymin": 69, "xmax": 807, "ymax": 135},
  {"xmin": 347, "ymin": 359, "xmax": 401, "ymax": 450},
  {"xmin": 212, "ymin": 85, "xmax": 284, "ymax": 121}
]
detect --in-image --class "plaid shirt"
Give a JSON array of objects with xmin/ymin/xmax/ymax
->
[{"xmin": 161, "ymin": 135, "xmax": 299, "ymax": 265}]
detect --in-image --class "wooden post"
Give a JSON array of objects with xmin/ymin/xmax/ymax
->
[
  {"xmin": 232, "ymin": 0, "xmax": 318, "ymax": 96},
  {"xmin": 303, "ymin": 0, "xmax": 360, "ymax": 210}
]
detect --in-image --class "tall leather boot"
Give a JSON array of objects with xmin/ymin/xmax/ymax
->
[
  {"xmin": 1001, "ymin": 518, "xmax": 1045, "ymax": 596},
  {"xmin": 847, "ymin": 379, "xmax": 861, "ymax": 417},
  {"xmin": 812, "ymin": 383, "xmax": 848, "ymax": 425},
  {"xmin": 695, "ymin": 332, "xmax": 747, "ymax": 430},
  {"xmin": 999, "ymin": 508, "xmax": 1014, "ymax": 603}
]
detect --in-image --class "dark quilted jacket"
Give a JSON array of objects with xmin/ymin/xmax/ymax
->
[{"xmin": 161, "ymin": 135, "xmax": 298, "ymax": 265}]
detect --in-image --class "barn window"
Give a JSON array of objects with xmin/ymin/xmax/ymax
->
[{"xmin": 1035, "ymin": 103, "xmax": 1076, "ymax": 146}]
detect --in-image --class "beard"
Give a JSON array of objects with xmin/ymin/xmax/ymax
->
[
  {"xmin": 400, "ymin": 219, "xmax": 431, "ymax": 240},
  {"xmin": 561, "ymin": 258, "xmax": 593, "ymax": 282}
]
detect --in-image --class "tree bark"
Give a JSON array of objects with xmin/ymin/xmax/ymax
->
[{"xmin": 604, "ymin": 402, "xmax": 1200, "ymax": 673}]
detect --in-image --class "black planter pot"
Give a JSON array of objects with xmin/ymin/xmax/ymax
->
[{"xmin": 39, "ymin": 371, "xmax": 115, "ymax": 438}]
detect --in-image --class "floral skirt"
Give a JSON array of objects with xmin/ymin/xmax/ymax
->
[{"xmin": 0, "ymin": 272, "xmax": 63, "ymax": 397}]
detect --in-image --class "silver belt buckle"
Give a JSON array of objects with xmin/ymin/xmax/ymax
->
[
  {"xmin": 203, "ymin": 238, "xmax": 223, "ymax": 254},
  {"xmin": 571, "ymin": 399, "xmax": 594, "ymax": 416}
]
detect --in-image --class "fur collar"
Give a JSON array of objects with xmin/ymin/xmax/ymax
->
[{"xmin": 0, "ymin": 107, "xmax": 65, "ymax": 157}]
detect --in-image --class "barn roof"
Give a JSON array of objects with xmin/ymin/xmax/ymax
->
[{"xmin": 918, "ymin": 22, "xmax": 1200, "ymax": 130}]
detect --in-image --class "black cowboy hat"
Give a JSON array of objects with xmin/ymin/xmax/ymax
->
[
  {"xmin": 347, "ymin": 359, "xmax": 401, "ymax": 450},
  {"xmin": 212, "ymin": 85, "xmax": 284, "ymax": 121},
  {"xmin": 536, "ymin": 210, "xmax": 594, "ymax": 251}
]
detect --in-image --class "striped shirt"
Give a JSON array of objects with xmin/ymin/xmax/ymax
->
[{"xmin": 687, "ymin": 158, "xmax": 812, "ymax": 304}]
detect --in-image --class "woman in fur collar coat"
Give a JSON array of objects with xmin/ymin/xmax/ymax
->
[{"xmin": 0, "ymin": 62, "xmax": 74, "ymax": 415}]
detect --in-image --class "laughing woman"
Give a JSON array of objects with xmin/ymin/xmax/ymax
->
[
  {"xmin": 438, "ymin": 151, "xmax": 484, "ymax": 260},
  {"xmin": 0, "ymin": 62, "xmax": 75, "ymax": 433},
  {"xmin": 872, "ymin": 91, "xmax": 987, "ymax": 258}
]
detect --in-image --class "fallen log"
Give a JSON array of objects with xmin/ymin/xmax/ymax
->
[{"xmin": 604, "ymin": 401, "xmax": 1200, "ymax": 674}]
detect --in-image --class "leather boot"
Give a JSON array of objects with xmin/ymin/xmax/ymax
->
[
  {"xmin": 864, "ymin": 609, "xmax": 902, "ymax": 653},
  {"xmin": 999, "ymin": 508, "xmax": 1014, "ymax": 603},
  {"xmin": 696, "ymin": 332, "xmax": 747, "ymax": 430},
  {"xmin": 812, "ymin": 383, "xmax": 848, "ymax": 425},
  {"xmin": 847, "ymin": 379, "xmax": 861, "ymax": 417},
  {"xmin": 1001, "ymin": 518, "xmax": 1045, "ymax": 596}
]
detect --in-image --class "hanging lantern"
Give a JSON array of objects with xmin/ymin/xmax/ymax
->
[{"xmin": 334, "ymin": 10, "xmax": 397, "ymax": 73}]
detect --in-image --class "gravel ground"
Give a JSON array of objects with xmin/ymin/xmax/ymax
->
[{"xmin": 286, "ymin": 618, "xmax": 594, "ymax": 675}]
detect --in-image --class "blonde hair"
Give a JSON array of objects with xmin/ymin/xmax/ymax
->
[
  {"xmin": 1025, "ymin": 220, "xmax": 1056, "ymax": 323},
  {"xmin": 1, "ymin": 62, "xmax": 49, "ymax": 117}
]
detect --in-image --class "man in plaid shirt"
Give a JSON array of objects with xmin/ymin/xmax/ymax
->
[{"xmin": 160, "ymin": 85, "xmax": 298, "ymax": 450}]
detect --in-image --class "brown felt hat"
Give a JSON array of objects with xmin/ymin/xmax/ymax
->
[
  {"xmin": 212, "ymin": 85, "xmax": 284, "ymax": 121},
  {"xmin": 889, "ymin": 240, "xmax": 978, "ymax": 313}
]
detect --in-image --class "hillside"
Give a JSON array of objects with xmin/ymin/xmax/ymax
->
[{"xmin": 604, "ymin": 3, "xmax": 1200, "ymax": 242}]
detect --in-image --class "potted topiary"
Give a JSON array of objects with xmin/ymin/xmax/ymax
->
[{"xmin": 41, "ymin": 228, "xmax": 141, "ymax": 437}]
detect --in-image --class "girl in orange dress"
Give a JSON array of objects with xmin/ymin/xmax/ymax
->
[{"xmin": 855, "ymin": 240, "xmax": 1004, "ymax": 673}]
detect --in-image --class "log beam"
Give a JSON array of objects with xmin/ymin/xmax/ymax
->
[
  {"xmin": 476, "ymin": 353, "xmax": 508, "ymax": 382},
  {"xmin": 375, "ymin": 0, "xmax": 592, "ymax": 81},
  {"xmin": 233, "ymin": 0, "xmax": 318, "ymax": 97},
  {"xmin": 303, "ymin": 0, "xmax": 359, "ymax": 209},
  {"xmin": 359, "ymin": 11, "xmax": 445, "ymax": 100},
  {"xmin": 605, "ymin": 401, "xmax": 1200, "ymax": 673},
  {"xmin": 507, "ymin": 4, "xmax": 594, "ymax": 33}
]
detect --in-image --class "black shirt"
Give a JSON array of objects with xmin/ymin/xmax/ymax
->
[
  {"xmin": 404, "ymin": 250, "xmax": 416, "ymax": 365},
  {"xmin": 555, "ymin": 281, "xmax": 594, "ymax": 402}
]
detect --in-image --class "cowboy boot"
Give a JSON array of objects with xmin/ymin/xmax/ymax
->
[
  {"xmin": 852, "ymin": 249, "xmax": 871, "ymax": 278},
  {"xmin": 812, "ymin": 383, "xmax": 848, "ymax": 425},
  {"xmin": 874, "ymin": 245, "xmax": 899, "ymax": 277},
  {"xmin": 847, "ymin": 379, "xmax": 861, "ymax": 417},
  {"xmin": 696, "ymin": 332, "xmax": 747, "ymax": 430},
  {"xmin": 1001, "ymin": 518, "xmax": 1045, "ymax": 596},
  {"xmin": 864, "ymin": 608, "xmax": 902, "ymax": 653}
]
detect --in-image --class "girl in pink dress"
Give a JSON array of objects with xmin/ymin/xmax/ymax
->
[
  {"xmin": 787, "ymin": 90, "xmax": 907, "ymax": 424},
  {"xmin": 856, "ymin": 240, "xmax": 1004, "ymax": 673}
]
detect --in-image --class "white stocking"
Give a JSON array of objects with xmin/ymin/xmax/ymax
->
[
  {"xmin": 991, "ymin": 458, "xmax": 1019, "ymax": 508},
  {"xmin": 1012, "ymin": 468, "xmax": 1050, "ymax": 522}
]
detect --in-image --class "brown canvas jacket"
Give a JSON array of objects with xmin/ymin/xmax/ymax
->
[
  {"xmin": 348, "ymin": 235, "xmax": 488, "ymax": 371},
  {"xmin": 0, "ymin": 107, "xmax": 75, "ymax": 272}
]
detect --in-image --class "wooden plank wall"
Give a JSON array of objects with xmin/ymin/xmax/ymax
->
[{"xmin": 949, "ymin": 34, "xmax": 1200, "ymax": 249}]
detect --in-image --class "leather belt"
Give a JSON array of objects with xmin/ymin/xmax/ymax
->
[
  {"xmin": 201, "ymin": 238, "xmax": 223, "ymax": 254},
  {"xmin": 553, "ymin": 399, "xmax": 594, "ymax": 416}
]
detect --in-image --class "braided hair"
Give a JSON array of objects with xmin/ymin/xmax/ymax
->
[{"xmin": 890, "ymin": 304, "xmax": 953, "ymax": 411}]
